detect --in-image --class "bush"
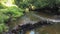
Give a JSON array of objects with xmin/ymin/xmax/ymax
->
[
  {"xmin": 0, "ymin": 3, "xmax": 24, "ymax": 33},
  {"xmin": 0, "ymin": 23, "xmax": 8, "ymax": 32},
  {"xmin": 0, "ymin": 6, "xmax": 24, "ymax": 23}
]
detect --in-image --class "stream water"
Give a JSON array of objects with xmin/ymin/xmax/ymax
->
[
  {"xmin": 7, "ymin": 11, "xmax": 60, "ymax": 34},
  {"xmin": 24, "ymin": 11, "xmax": 60, "ymax": 34}
]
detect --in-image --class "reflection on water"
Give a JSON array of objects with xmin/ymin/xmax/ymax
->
[
  {"xmin": 24, "ymin": 11, "xmax": 60, "ymax": 34},
  {"xmin": 30, "ymin": 30, "xmax": 35, "ymax": 34},
  {"xmin": 35, "ymin": 23, "xmax": 60, "ymax": 34},
  {"xmin": 8, "ymin": 11, "xmax": 60, "ymax": 34},
  {"xmin": 25, "ymin": 23, "xmax": 60, "ymax": 34}
]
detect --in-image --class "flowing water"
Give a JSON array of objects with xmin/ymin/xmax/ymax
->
[
  {"xmin": 24, "ymin": 11, "xmax": 60, "ymax": 34},
  {"xmin": 8, "ymin": 11, "xmax": 60, "ymax": 34}
]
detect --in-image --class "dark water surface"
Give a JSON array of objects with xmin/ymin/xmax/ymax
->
[{"xmin": 8, "ymin": 11, "xmax": 60, "ymax": 34}]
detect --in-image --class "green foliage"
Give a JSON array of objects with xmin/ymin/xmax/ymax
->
[
  {"xmin": 0, "ymin": 2, "xmax": 24, "ymax": 32},
  {"xmin": 14, "ymin": 0, "xmax": 52, "ymax": 8},
  {"xmin": 56, "ymin": 0, "xmax": 60, "ymax": 4},
  {"xmin": 0, "ymin": 23, "xmax": 8, "ymax": 32},
  {"xmin": 15, "ymin": 0, "xmax": 60, "ymax": 9},
  {"xmin": 0, "ymin": 14, "xmax": 6, "ymax": 23},
  {"xmin": 15, "ymin": 0, "xmax": 29, "ymax": 8},
  {"xmin": 0, "ymin": 3, "xmax": 7, "ymax": 9},
  {"xmin": 2, "ymin": 7, "xmax": 24, "ymax": 17},
  {"xmin": 0, "ymin": 6, "xmax": 24, "ymax": 23}
]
